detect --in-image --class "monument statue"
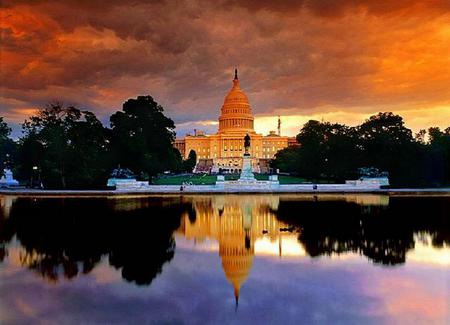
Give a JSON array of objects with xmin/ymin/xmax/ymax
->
[
  {"xmin": 244, "ymin": 134, "xmax": 251, "ymax": 156},
  {"xmin": 239, "ymin": 134, "xmax": 256, "ymax": 182}
]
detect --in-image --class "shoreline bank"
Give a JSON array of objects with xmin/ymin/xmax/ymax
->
[{"xmin": 0, "ymin": 187, "xmax": 449, "ymax": 197}]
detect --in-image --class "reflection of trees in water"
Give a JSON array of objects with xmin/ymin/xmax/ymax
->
[
  {"xmin": 0, "ymin": 197, "xmax": 190, "ymax": 285},
  {"xmin": 275, "ymin": 196, "xmax": 450, "ymax": 265}
]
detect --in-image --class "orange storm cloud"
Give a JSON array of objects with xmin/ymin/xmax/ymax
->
[{"xmin": 0, "ymin": 0, "xmax": 449, "ymax": 134}]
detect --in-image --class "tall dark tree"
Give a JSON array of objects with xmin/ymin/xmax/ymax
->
[
  {"xmin": 0, "ymin": 117, "xmax": 10, "ymax": 144},
  {"xmin": 316, "ymin": 122, "xmax": 359, "ymax": 180},
  {"xmin": 271, "ymin": 147, "xmax": 301, "ymax": 174},
  {"xmin": 15, "ymin": 131, "xmax": 44, "ymax": 184},
  {"xmin": 427, "ymin": 127, "xmax": 450, "ymax": 185},
  {"xmin": 358, "ymin": 112, "xmax": 425, "ymax": 186},
  {"xmin": 295, "ymin": 120, "xmax": 328, "ymax": 179},
  {"xmin": 171, "ymin": 147, "xmax": 184, "ymax": 173},
  {"xmin": 0, "ymin": 117, "xmax": 16, "ymax": 176},
  {"xmin": 65, "ymin": 111, "xmax": 112, "ymax": 188},
  {"xmin": 19, "ymin": 103, "xmax": 110, "ymax": 188},
  {"xmin": 273, "ymin": 120, "xmax": 359, "ymax": 181},
  {"xmin": 110, "ymin": 96, "xmax": 178, "ymax": 181},
  {"xmin": 183, "ymin": 149, "xmax": 197, "ymax": 172}
]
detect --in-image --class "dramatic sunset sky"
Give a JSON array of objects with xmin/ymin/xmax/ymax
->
[{"xmin": 1, "ymin": 0, "xmax": 449, "ymax": 137}]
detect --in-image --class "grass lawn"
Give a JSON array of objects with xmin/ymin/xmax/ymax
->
[
  {"xmin": 153, "ymin": 174, "xmax": 308, "ymax": 185},
  {"xmin": 277, "ymin": 175, "xmax": 309, "ymax": 184},
  {"xmin": 153, "ymin": 174, "xmax": 217, "ymax": 185}
]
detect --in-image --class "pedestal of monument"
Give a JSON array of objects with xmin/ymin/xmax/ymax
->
[
  {"xmin": 238, "ymin": 155, "xmax": 256, "ymax": 183},
  {"xmin": 0, "ymin": 169, "xmax": 19, "ymax": 187}
]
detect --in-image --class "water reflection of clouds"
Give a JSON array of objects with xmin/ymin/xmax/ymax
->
[
  {"xmin": 89, "ymin": 257, "xmax": 122, "ymax": 284},
  {"xmin": 363, "ymin": 272, "xmax": 449, "ymax": 323},
  {"xmin": 254, "ymin": 235, "xmax": 306, "ymax": 257},
  {"xmin": 3, "ymin": 247, "xmax": 447, "ymax": 324},
  {"xmin": 407, "ymin": 239, "xmax": 450, "ymax": 267}
]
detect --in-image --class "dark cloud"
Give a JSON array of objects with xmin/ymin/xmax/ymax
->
[
  {"xmin": 226, "ymin": 0, "xmax": 450, "ymax": 17},
  {"xmin": 1, "ymin": 0, "xmax": 449, "ymax": 132}
]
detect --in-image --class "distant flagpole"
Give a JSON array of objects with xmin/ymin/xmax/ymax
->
[{"xmin": 277, "ymin": 116, "xmax": 281, "ymax": 136}]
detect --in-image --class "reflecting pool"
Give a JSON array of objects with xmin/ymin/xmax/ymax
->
[{"xmin": 0, "ymin": 194, "xmax": 449, "ymax": 324}]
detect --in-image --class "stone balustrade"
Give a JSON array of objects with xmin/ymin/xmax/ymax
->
[{"xmin": 108, "ymin": 175, "xmax": 388, "ymax": 193}]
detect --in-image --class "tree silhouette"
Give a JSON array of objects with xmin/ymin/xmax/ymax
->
[
  {"xmin": 19, "ymin": 103, "xmax": 110, "ymax": 189},
  {"xmin": 272, "ymin": 112, "xmax": 449, "ymax": 186},
  {"xmin": 0, "ymin": 117, "xmax": 16, "ymax": 176},
  {"xmin": 110, "ymin": 96, "xmax": 179, "ymax": 180},
  {"xmin": 183, "ymin": 149, "xmax": 197, "ymax": 172}
]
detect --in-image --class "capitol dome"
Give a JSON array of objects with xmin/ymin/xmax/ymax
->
[{"xmin": 218, "ymin": 69, "xmax": 255, "ymax": 134}]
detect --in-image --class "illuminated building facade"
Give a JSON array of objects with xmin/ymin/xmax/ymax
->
[{"xmin": 174, "ymin": 70, "xmax": 297, "ymax": 173}]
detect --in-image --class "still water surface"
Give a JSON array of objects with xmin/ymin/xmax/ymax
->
[{"xmin": 0, "ymin": 194, "xmax": 449, "ymax": 324}]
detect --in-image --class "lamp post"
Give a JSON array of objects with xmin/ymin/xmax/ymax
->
[{"xmin": 31, "ymin": 166, "xmax": 38, "ymax": 188}]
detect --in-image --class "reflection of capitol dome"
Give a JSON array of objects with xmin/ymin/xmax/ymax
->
[
  {"xmin": 218, "ymin": 69, "xmax": 254, "ymax": 134},
  {"xmin": 177, "ymin": 196, "xmax": 290, "ymax": 306},
  {"xmin": 220, "ymin": 242, "xmax": 253, "ymax": 304}
]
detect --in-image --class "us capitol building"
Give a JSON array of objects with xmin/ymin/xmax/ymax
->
[{"xmin": 174, "ymin": 70, "xmax": 297, "ymax": 173}]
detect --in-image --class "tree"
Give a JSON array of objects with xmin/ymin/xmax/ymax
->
[
  {"xmin": 427, "ymin": 127, "xmax": 450, "ymax": 185},
  {"xmin": 271, "ymin": 147, "xmax": 301, "ymax": 173},
  {"xmin": 318, "ymin": 122, "xmax": 359, "ymax": 180},
  {"xmin": 276, "ymin": 120, "xmax": 359, "ymax": 181},
  {"xmin": 64, "ymin": 111, "xmax": 112, "ymax": 188},
  {"xmin": 19, "ymin": 103, "xmax": 110, "ymax": 189},
  {"xmin": 272, "ymin": 112, "xmax": 445, "ymax": 186},
  {"xmin": 110, "ymin": 96, "xmax": 177, "ymax": 181},
  {"xmin": 0, "ymin": 117, "xmax": 10, "ymax": 142},
  {"xmin": 0, "ymin": 117, "xmax": 16, "ymax": 176},
  {"xmin": 15, "ymin": 131, "xmax": 44, "ymax": 184},
  {"xmin": 357, "ymin": 112, "xmax": 424, "ymax": 186},
  {"xmin": 183, "ymin": 149, "xmax": 197, "ymax": 172},
  {"xmin": 171, "ymin": 147, "xmax": 184, "ymax": 173}
]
